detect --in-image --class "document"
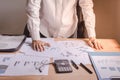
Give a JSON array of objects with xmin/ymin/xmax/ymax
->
[
  {"xmin": 19, "ymin": 38, "xmax": 62, "ymax": 58},
  {"xmin": 0, "ymin": 54, "xmax": 15, "ymax": 65},
  {"xmin": 20, "ymin": 39, "xmax": 94, "ymax": 64},
  {"xmin": 0, "ymin": 54, "xmax": 50, "ymax": 76},
  {"xmin": 89, "ymin": 52, "xmax": 120, "ymax": 80},
  {"xmin": 53, "ymin": 40, "xmax": 94, "ymax": 64},
  {"xmin": 0, "ymin": 54, "xmax": 15, "ymax": 74},
  {"xmin": 0, "ymin": 38, "xmax": 94, "ymax": 76}
]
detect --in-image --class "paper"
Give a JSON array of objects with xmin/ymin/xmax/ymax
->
[
  {"xmin": 0, "ymin": 54, "xmax": 50, "ymax": 76},
  {"xmin": 20, "ymin": 39, "xmax": 94, "ymax": 64},
  {"xmin": 53, "ymin": 40, "xmax": 94, "ymax": 64},
  {"xmin": 90, "ymin": 52, "xmax": 120, "ymax": 80},
  {"xmin": 0, "ymin": 38, "xmax": 95, "ymax": 76},
  {"xmin": 92, "ymin": 56, "xmax": 120, "ymax": 79},
  {"xmin": 0, "ymin": 35, "xmax": 25, "ymax": 49},
  {"xmin": 0, "ymin": 54, "xmax": 15, "ymax": 65},
  {"xmin": 19, "ymin": 38, "xmax": 63, "ymax": 58},
  {"xmin": 0, "ymin": 54, "xmax": 15, "ymax": 75}
]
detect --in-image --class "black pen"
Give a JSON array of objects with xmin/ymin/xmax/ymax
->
[
  {"xmin": 80, "ymin": 63, "xmax": 93, "ymax": 74},
  {"xmin": 71, "ymin": 60, "xmax": 79, "ymax": 70}
]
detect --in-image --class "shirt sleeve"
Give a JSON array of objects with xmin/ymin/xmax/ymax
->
[
  {"xmin": 79, "ymin": 0, "xmax": 96, "ymax": 38},
  {"xmin": 26, "ymin": 0, "xmax": 41, "ymax": 40}
]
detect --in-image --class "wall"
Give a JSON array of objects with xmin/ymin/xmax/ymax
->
[
  {"xmin": 116, "ymin": 0, "xmax": 120, "ymax": 43},
  {"xmin": 0, "ymin": 0, "xmax": 120, "ymax": 43},
  {"xmin": 94, "ymin": 0, "xmax": 120, "ymax": 43},
  {"xmin": 0, "ymin": 0, "xmax": 27, "ymax": 34},
  {"xmin": 94, "ymin": 0, "xmax": 116, "ymax": 38},
  {"xmin": 93, "ymin": 0, "xmax": 120, "ymax": 43}
]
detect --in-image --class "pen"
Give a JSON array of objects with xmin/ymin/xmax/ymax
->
[
  {"xmin": 80, "ymin": 63, "xmax": 93, "ymax": 74},
  {"xmin": 71, "ymin": 60, "xmax": 79, "ymax": 70}
]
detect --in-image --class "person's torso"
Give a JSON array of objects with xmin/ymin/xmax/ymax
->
[{"xmin": 40, "ymin": 0, "xmax": 78, "ymax": 38}]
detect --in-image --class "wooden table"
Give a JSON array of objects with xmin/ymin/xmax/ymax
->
[{"xmin": 0, "ymin": 39, "xmax": 120, "ymax": 80}]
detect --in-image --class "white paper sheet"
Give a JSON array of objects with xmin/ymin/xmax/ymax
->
[
  {"xmin": 0, "ymin": 54, "xmax": 15, "ymax": 75},
  {"xmin": 92, "ymin": 56, "xmax": 120, "ymax": 79},
  {"xmin": 0, "ymin": 54, "xmax": 50, "ymax": 76},
  {"xmin": 19, "ymin": 38, "xmax": 63, "ymax": 58},
  {"xmin": 0, "ymin": 35, "xmax": 25, "ymax": 49},
  {"xmin": 0, "ymin": 54, "xmax": 15, "ymax": 65},
  {"xmin": 53, "ymin": 40, "xmax": 94, "ymax": 64},
  {"xmin": 0, "ymin": 38, "xmax": 94, "ymax": 76},
  {"xmin": 20, "ymin": 38, "xmax": 94, "ymax": 64}
]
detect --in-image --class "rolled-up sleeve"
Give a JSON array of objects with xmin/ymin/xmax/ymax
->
[
  {"xmin": 26, "ymin": 0, "xmax": 41, "ymax": 40},
  {"xmin": 79, "ymin": 0, "xmax": 96, "ymax": 38}
]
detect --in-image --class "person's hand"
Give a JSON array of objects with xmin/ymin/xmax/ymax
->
[
  {"xmin": 32, "ymin": 40, "xmax": 50, "ymax": 52},
  {"xmin": 87, "ymin": 37, "xmax": 103, "ymax": 50}
]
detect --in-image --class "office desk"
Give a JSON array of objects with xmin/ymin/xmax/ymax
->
[{"xmin": 0, "ymin": 39, "xmax": 120, "ymax": 80}]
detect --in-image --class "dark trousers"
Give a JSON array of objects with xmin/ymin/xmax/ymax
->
[
  {"xmin": 23, "ymin": 26, "xmax": 46, "ymax": 38},
  {"xmin": 23, "ymin": 25, "xmax": 85, "ymax": 38},
  {"xmin": 24, "ymin": 25, "xmax": 75, "ymax": 38}
]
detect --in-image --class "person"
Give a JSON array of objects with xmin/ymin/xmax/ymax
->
[{"xmin": 26, "ymin": 0, "xmax": 103, "ymax": 52}]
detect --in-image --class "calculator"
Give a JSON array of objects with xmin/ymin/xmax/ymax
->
[{"xmin": 54, "ymin": 59, "xmax": 73, "ymax": 73}]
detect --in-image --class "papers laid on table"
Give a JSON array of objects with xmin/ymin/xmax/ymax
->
[
  {"xmin": 19, "ymin": 38, "xmax": 62, "ymax": 58},
  {"xmin": 0, "ymin": 54, "xmax": 50, "ymax": 76},
  {"xmin": 0, "ymin": 38, "xmax": 94, "ymax": 76},
  {"xmin": 53, "ymin": 40, "xmax": 94, "ymax": 64},
  {"xmin": 20, "ymin": 38, "xmax": 94, "ymax": 64}
]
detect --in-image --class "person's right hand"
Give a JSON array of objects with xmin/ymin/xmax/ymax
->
[{"xmin": 32, "ymin": 40, "xmax": 50, "ymax": 52}]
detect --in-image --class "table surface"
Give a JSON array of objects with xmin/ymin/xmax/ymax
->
[{"xmin": 0, "ymin": 39, "xmax": 120, "ymax": 80}]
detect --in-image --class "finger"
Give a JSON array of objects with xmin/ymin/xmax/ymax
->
[
  {"xmin": 87, "ymin": 41, "xmax": 94, "ymax": 48},
  {"xmin": 93, "ymin": 40, "xmax": 103, "ymax": 50},
  {"xmin": 33, "ymin": 43, "xmax": 40, "ymax": 51},
  {"xmin": 44, "ymin": 42, "xmax": 50, "ymax": 47},
  {"xmin": 32, "ymin": 40, "xmax": 50, "ymax": 52},
  {"xmin": 97, "ymin": 43, "xmax": 103, "ymax": 50},
  {"xmin": 101, "ymin": 45, "xmax": 103, "ymax": 49},
  {"xmin": 93, "ymin": 41, "xmax": 99, "ymax": 50},
  {"xmin": 36, "ymin": 44, "xmax": 40, "ymax": 51},
  {"xmin": 35, "ymin": 42, "xmax": 44, "ymax": 52},
  {"xmin": 38, "ymin": 44, "xmax": 44, "ymax": 52},
  {"xmin": 32, "ymin": 43, "xmax": 43, "ymax": 52},
  {"xmin": 40, "ymin": 42, "xmax": 50, "ymax": 51}
]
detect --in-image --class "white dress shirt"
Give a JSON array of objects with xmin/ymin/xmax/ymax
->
[{"xmin": 26, "ymin": 0, "xmax": 96, "ymax": 40}]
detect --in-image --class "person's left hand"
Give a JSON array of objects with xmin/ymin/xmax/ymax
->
[{"xmin": 87, "ymin": 37, "xmax": 103, "ymax": 50}]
